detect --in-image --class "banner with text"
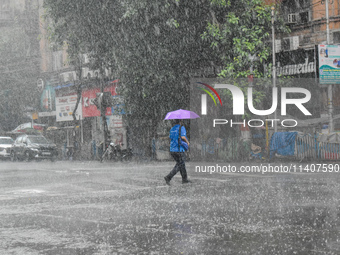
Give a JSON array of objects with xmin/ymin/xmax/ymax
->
[
  {"xmin": 56, "ymin": 95, "xmax": 82, "ymax": 122},
  {"xmin": 318, "ymin": 44, "xmax": 340, "ymax": 84}
]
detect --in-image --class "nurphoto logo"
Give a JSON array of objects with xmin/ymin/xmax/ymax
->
[{"xmin": 196, "ymin": 81, "xmax": 312, "ymax": 128}]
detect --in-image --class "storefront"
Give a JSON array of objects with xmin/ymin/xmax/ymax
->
[
  {"xmin": 81, "ymin": 79, "xmax": 127, "ymax": 151},
  {"xmin": 37, "ymin": 78, "xmax": 127, "ymax": 159},
  {"xmin": 264, "ymin": 48, "xmax": 323, "ymax": 125}
]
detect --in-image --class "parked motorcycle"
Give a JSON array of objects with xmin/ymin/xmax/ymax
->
[
  {"xmin": 100, "ymin": 141, "xmax": 120, "ymax": 162},
  {"xmin": 121, "ymin": 147, "xmax": 133, "ymax": 162},
  {"xmin": 100, "ymin": 141, "xmax": 132, "ymax": 162}
]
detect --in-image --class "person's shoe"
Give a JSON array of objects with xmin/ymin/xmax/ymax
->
[
  {"xmin": 164, "ymin": 176, "xmax": 171, "ymax": 185},
  {"xmin": 182, "ymin": 179, "xmax": 192, "ymax": 184}
]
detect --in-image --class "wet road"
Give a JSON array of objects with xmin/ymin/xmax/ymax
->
[{"xmin": 1, "ymin": 160, "xmax": 340, "ymax": 254}]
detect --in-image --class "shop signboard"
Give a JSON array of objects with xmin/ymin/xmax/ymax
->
[
  {"xmin": 264, "ymin": 48, "xmax": 315, "ymax": 78},
  {"xmin": 112, "ymin": 95, "xmax": 126, "ymax": 115},
  {"xmin": 107, "ymin": 115, "xmax": 127, "ymax": 150},
  {"xmin": 318, "ymin": 44, "xmax": 340, "ymax": 84},
  {"xmin": 82, "ymin": 82, "xmax": 118, "ymax": 117},
  {"xmin": 56, "ymin": 95, "xmax": 82, "ymax": 122},
  {"xmin": 108, "ymin": 115, "xmax": 124, "ymax": 129},
  {"xmin": 39, "ymin": 111, "xmax": 56, "ymax": 117},
  {"xmin": 40, "ymin": 84, "xmax": 56, "ymax": 111}
]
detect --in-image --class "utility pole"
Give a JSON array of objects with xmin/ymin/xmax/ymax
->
[
  {"xmin": 325, "ymin": 0, "xmax": 333, "ymax": 132},
  {"xmin": 326, "ymin": 0, "xmax": 330, "ymax": 44},
  {"xmin": 94, "ymin": 77, "xmax": 112, "ymax": 155},
  {"xmin": 271, "ymin": 6, "xmax": 278, "ymax": 133},
  {"xmin": 97, "ymin": 78, "xmax": 108, "ymax": 151}
]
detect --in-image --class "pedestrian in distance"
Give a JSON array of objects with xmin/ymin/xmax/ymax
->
[{"xmin": 164, "ymin": 119, "xmax": 191, "ymax": 185}]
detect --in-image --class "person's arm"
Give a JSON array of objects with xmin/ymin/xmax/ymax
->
[{"xmin": 181, "ymin": 136, "xmax": 189, "ymax": 146}]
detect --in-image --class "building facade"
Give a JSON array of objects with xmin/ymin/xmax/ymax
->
[
  {"xmin": 265, "ymin": 0, "xmax": 340, "ymax": 129},
  {"xmin": 0, "ymin": 0, "xmax": 41, "ymax": 131}
]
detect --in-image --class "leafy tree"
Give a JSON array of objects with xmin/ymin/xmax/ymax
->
[
  {"xmin": 205, "ymin": 0, "xmax": 273, "ymax": 77},
  {"xmin": 202, "ymin": 0, "xmax": 288, "ymax": 117},
  {"xmin": 43, "ymin": 0, "xmax": 286, "ymax": 153},
  {"xmin": 44, "ymin": 0, "xmax": 218, "ymax": 152}
]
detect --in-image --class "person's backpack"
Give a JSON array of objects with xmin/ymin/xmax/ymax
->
[{"xmin": 178, "ymin": 125, "xmax": 188, "ymax": 151}]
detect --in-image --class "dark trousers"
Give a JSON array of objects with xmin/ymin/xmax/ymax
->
[{"xmin": 167, "ymin": 152, "xmax": 188, "ymax": 181}]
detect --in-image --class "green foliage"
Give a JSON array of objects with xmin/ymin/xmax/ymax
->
[
  {"xmin": 201, "ymin": 0, "xmax": 288, "ymax": 119},
  {"xmin": 43, "ymin": 0, "xmax": 215, "ymax": 126},
  {"xmin": 202, "ymin": 0, "xmax": 281, "ymax": 79},
  {"xmin": 43, "ymin": 0, "xmax": 288, "ymax": 147}
]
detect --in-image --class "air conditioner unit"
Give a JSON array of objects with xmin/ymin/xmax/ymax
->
[
  {"xmin": 288, "ymin": 13, "xmax": 297, "ymax": 24},
  {"xmin": 275, "ymin": 39, "xmax": 281, "ymax": 53},
  {"xmin": 282, "ymin": 36, "xmax": 299, "ymax": 51},
  {"xmin": 291, "ymin": 36, "xmax": 299, "ymax": 50},
  {"xmin": 59, "ymin": 73, "xmax": 67, "ymax": 83},
  {"xmin": 60, "ymin": 71, "xmax": 76, "ymax": 83}
]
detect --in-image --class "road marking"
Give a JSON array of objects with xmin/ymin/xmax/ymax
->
[
  {"xmin": 9, "ymin": 189, "xmax": 46, "ymax": 194},
  {"xmin": 35, "ymin": 213, "xmax": 115, "ymax": 225}
]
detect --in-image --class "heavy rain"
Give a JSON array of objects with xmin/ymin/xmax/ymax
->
[{"xmin": 1, "ymin": 0, "xmax": 340, "ymax": 254}]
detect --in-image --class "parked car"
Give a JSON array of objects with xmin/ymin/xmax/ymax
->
[
  {"xmin": 10, "ymin": 134, "xmax": 58, "ymax": 162},
  {"xmin": 0, "ymin": 136, "xmax": 14, "ymax": 159}
]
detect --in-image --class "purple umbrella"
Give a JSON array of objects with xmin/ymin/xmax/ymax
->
[{"xmin": 164, "ymin": 109, "xmax": 200, "ymax": 120}]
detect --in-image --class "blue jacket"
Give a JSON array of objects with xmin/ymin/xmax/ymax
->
[{"xmin": 169, "ymin": 124, "xmax": 187, "ymax": 152}]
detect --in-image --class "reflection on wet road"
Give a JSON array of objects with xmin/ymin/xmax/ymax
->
[{"xmin": 1, "ymin": 161, "xmax": 340, "ymax": 254}]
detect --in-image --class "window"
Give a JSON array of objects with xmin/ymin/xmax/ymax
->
[
  {"xmin": 300, "ymin": 11, "xmax": 309, "ymax": 23},
  {"xmin": 28, "ymin": 136, "xmax": 49, "ymax": 144},
  {"xmin": 0, "ymin": 138, "xmax": 13, "ymax": 144}
]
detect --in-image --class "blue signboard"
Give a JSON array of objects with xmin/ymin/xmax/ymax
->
[{"xmin": 111, "ymin": 95, "xmax": 126, "ymax": 115}]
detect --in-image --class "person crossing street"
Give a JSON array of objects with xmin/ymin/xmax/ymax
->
[{"xmin": 164, "ymin": 119, "xmax": 191, "ymax": 185}]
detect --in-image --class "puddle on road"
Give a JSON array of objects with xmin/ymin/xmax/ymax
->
[
  {"xmin": 0, "ymin": 189, "xmax": 46, "ymax": 200},
  {"xmin": 11, "ymin": 189, "xmax": 46, "ymax": 194}
]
